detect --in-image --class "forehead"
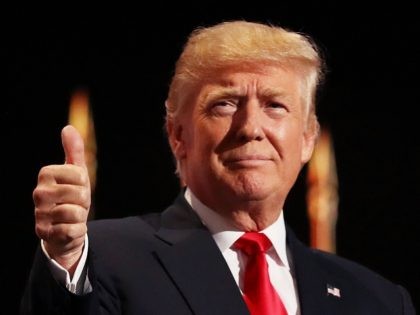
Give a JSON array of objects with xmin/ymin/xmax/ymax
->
[{"xmin": 198, "ymin": 64, "xmax": 303, "ymax": 100}]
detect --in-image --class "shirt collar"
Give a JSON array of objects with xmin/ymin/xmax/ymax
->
[{"xmin": 184, "ymin": 187, "xmax": 290, "ymax": 269}]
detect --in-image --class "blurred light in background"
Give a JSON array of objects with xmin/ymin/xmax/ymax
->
[
  {"xmin": 306, "ymin": 127, "xmax": 339, "ymax": 253},
  {"xmin": 68, "ymin": 89, "xmax": 97, "ymax": 219}
]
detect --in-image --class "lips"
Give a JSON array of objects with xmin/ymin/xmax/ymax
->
[
  {"xmin": 223, "ymin": 154, "xmax": 273, "ymax": 167},
  {"xmin": 225, "ymin": 154, "xmax": 271, "ymax": 162}
]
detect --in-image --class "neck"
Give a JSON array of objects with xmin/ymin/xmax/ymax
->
[{"xmin": 222, "ymin": 203, "xmax": 282, "ymax": 231}]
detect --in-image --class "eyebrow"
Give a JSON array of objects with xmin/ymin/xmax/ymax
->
[
  {"xmin": 258, "ymin": 87, "xmax": 291, "ymax": 101},
  {"xmin": 203, "ymin": 86, "xmax": 292, "ymax": 104}
]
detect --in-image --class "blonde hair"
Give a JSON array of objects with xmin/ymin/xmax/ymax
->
[{"xmin": 166, "ymin": 20, "xmax": 325, "ymax": 122}]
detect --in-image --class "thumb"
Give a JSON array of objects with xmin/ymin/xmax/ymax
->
[{"xmin": 61, "ymin": 125, "xmax": 86, "ymax": 167}]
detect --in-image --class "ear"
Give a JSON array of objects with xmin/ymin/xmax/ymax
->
[
  {"xmin": 166, "ymin": 118, "xmax": 187, "ymax": 160},
  {"xmin": 301, "ymin": 117, "xmax": 320, "ymax": 164}
]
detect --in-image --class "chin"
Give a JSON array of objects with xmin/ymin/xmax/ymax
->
[{"xmin": 229, "ymin": 173, "xmax": 274, "ymax": 201}]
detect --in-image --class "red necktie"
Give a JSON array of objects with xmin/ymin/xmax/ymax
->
[{"xmin": 234, "ymin": 232, "xmax": 288, "ymax": 315}]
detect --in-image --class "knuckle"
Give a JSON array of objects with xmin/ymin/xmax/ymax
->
[
  {"xmin": 35, "ymin": 224, "xmax": 47, "ymax": 240},
  {"xmin": 34, "ymin": 207, "xmax": 46, "ymax": 221},
  {"xmin": 38, "ymin": 166, "xmax": 53, "ymax": 182},
  {"xmin": 33, "ymin": 186, "xmax": 50, "ymax": 205},
  {"xmin": 32, "ymin": 188, "xmax": 41, "ymax": 204}
]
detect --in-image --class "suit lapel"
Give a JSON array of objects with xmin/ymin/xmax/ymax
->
[
  {"xmin": 153, "ymin": 194, "xmax": 346, "ymax": 315},
  {"xmin": 154, "ymin": 195, "xmax": 249, "ymax": 315},
  {"xmin": 287, "ymin": 228, "xmax": 342, "ymax": 315}
]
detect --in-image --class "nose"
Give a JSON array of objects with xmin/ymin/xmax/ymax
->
[{"xmin": 234, "ymin": 100, "xmax": 265, "ymax": 142}]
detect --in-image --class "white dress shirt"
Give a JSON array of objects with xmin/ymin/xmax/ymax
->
[
  {"xmin": 185, "ymin": 188, "xmax": 300, "ymax": 315},
  {"xmin": 44, "ymin": 188, "xmax": 300, "ymax": 314}
]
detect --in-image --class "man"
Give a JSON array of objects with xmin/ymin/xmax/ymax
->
[{"xmin": 21, "ymin": 21, "xmax": 415, "ymax": 314}]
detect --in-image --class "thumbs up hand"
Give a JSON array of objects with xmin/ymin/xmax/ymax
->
[{"xmin": 33, "ymin": 125, "xmax": 91, "ymax": 275}]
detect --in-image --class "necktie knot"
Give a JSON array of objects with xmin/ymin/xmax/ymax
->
[{"xmin": 234, "ymin": 232, "xmax": 272, "ymax": 256}]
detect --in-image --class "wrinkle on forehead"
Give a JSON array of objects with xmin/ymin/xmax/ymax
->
[{"xmin": 198, "ymin": 67, "xmax": 300, "ymax": 107}]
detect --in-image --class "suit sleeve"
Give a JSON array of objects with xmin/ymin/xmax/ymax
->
[{"xmin": 20, "ymin": 246, "xmax": 100, "ymax": 315}]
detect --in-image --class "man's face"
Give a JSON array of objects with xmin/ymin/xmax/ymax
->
[{"xmin": 169, "ymin": 64, "xmax": 317, "ymax": 213}]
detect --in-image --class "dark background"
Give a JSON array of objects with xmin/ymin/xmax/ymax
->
[{"xmin": 4, "ymin": 4, "xmax": 419, "ymax": 313}]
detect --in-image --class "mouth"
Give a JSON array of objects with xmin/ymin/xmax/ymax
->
[{"xmin": 223, "ymin": 155, "xmax": 272, "ymax": 168}]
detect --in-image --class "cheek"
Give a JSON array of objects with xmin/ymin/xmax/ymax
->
[
  {"xmin": 196, "ymin": 120, "xmax": 231, "ymax": 150},
  {"xmin": 185, "ymin": 125, "xmax": 219, "ymax": 166},
  {"xmin": 269, "ymin": 124, "xmax": 307, "ymax": 170}
]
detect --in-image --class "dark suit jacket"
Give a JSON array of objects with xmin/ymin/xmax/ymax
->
[{"xmin": 21, "ymin": 193, "xmax": 416, "ymax": 314}]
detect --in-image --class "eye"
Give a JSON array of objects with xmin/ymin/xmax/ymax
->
[
  {"xmin": 211, "ymin": 100, "xmax": 238, "ymax": 116},
  {"xmin": 268, "ymin": 101, "xmax": 286, "ymax": 109},
  {"xmin": 264, "ymin": 101, "xmax": 288, "ymax": 118}
]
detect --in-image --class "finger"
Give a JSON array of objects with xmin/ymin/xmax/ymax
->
[
  {"xmin": 51, "ymin": 204, "xmax": 89, "ymax": 224},
  {"xmin": 36, "ymin": 222, "xmax": 87, "ymax": 244},
  {"xmin": 47, "ymin": 222, "xmax": 87, "ymax": 244},
  {"xmin": 35, "ymin": 204, "xmax": 88, "ymax": 224},
  {"xmin": 33, "ymin": 184, "xmax": 90, "ymax": 209},
  {"xmin": 61, "ymin": 125, "xmax": 86, "ymax": 167},
  {"xmin": 37, "ymin": 165, "xmax": 89, "ymax": 186}
]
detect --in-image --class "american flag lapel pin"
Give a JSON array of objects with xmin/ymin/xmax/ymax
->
[{"xmin": 326, "ymin": 284, "xmax": 341, "ymax": 298}]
